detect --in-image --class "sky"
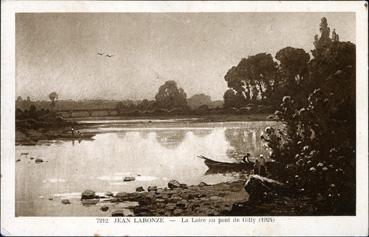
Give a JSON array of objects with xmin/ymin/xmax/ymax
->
[{"xmin": 16, "ymin": 12, "xmax": 355, "ymax": 101}]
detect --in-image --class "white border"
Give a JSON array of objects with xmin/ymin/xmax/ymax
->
[{"xmin": 1, "ymin": 1, "xmax": 368, "ymax": 236}]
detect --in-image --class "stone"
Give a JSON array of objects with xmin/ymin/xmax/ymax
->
[
  {"xmin": 61, "ymin": 199, "xmax": 70, "ymax": 204},
  {"xmin": 109, "ymin": 197, "xmax": 119, "ymax": 203},
  {"xmin": 210, "ymin": 196, "xmax": 221, "ymax": 201},
  {"xmin": 156, "ymin": 198, "xmax": 166, "ymax": 203},
  {"xmin": 111, "ymin": 210, "xmax": 125, "ymax": 217},
  {"xmin": 199, "ymin": 182, "xmax": 209, "ymax": 187},
  {"xmin": 168, "ymin": 180, "xmax": 181, "ymax": 189},
  {"xmin": 105, "ymin": 191, "xmax": 114, "ymax": 197},
  {"xmin": 176, "ymin": 200, "xmax": 188, "ymax": 208},
  {"xmin": 244, "ymin": 174, "xmax": 284, "ymax": 202},
  {"xmin": 172, "ymin": 209, "xmax": 183, "ymax": 216},
  {"xmin": 169, "ymin": 196, "xmax": 182, "ymax": 202},
  {"xmin": 16, "ymin": 159, "xmax": 21, "ymax": 162},
  {"xmin": 148, "ymin": 186, "xmax": 157, "ymax": 192},
  {"xmin": 30, "ymin": 157, "xmax": 34, "ymax": 160},
  {"xmin": 81, "ymin": 189, "xmax": 96, "ymax": 200},
  {"xmin": 123, "ymin": 176, "xmax": 135, "ymax": 182},
  {"xmin": 100, "ymin": 206, "xmax": 109, "ymax": 212},
  {"xmin": 82, "ymin": 199, "xmax": 99, "ymax": 205},
  {"xmin": 48, "ymin": 197, "xmax": 53, "ymax": 201},
  {"xmin": 136, "ymin": 186, "xmax": 145, "ymax": 192},
  {"xmin": 166, "ymin": 204, "xmax": 176, "ymax": 210},
  {"xmin": 138, "ymin": 196, "xmax": 154, "ymax": 205},
  {"xmin": 187, "ymin": 193, "xmax": 195, "ymax": 199},
  {"xmin": 35, "ymin": 158, "xmax": 43, "ymax": 164},
  {"xmin": 134, "ymin": 207, "xmax": 153, "ymax": 216},
  {"xmin": 179, "ymin": 183, "xmax": 188, "ymax": 189}
]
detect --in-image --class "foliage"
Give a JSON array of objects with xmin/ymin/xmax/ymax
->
[
  {"xmin": 155, "ymin": 80, "xmax": 188, "ymax": 110},
  {"xmin": 187, "ymin": 93, "xmax": 212, "ymax": 109},
  {"xmin": 224, "ymin": 53, "xmax": 278, "ymax": 107},
  {"xmin": 261, "ymin": 18, "xmax": 355, "ymax": 214}
]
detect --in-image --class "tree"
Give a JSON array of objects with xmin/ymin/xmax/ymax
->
[
  {"xmin": 224, "ymin": 53, "xmax": 277, "ymax": 105},
  {"xmin": 263, "ymin": 18, "xmax": 356, "ymax": 214},
  {"xmin": 275, "ymin": 47, "xmax": 310, "ymax": 105},
  {"xmin": 48, "ymin": 92, "xmax": 58, "ymax": 109},
  {"xmin": 155, "ymin": 81, "xmax": 188, "ymax": 109},
  {"xmin": 187, "ymin": 94, "xmax": 212, "ymax": 109},
  {"xmin": 223, "ymin": 89, "xmax": 246, "ymax": 108},
  {"xmin": 238, "ymin": 53, "xmax": 277, "ymax": 102}
]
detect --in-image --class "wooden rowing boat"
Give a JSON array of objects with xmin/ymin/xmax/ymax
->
[{"xmin": 198, "ymin": 155, "xmax": 254, "ymax": 172}]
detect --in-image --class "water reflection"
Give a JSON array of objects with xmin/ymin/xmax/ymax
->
[
  {"xmin": 224, "ymin": 128, "xmax": 267, "ymax": 161},
  {"xmin": 140, "ymin": 131, "xmax": 150, "ymax": 139},
  {"xmin": 16, "ymin": 120, "xmax": 275, "ymax": 216},
  {"xmin": 116, "ymin": 132, "xmax": 127, "ymax": 139},
  {"xmin": 192, "ymin": 129, "xmax": 212, "ymax": 138},
  {"xmin": 155, "ymin": 130, "xmax": 187, "ymax": 149}
]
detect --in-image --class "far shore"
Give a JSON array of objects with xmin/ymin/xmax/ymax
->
[
  {"xmin": 67, "ymin": 113, "xmax": 274, "ymax": 123},
  {"xmin": 16, "ymin": 113, "xmax": 274, "ymax": 146}
]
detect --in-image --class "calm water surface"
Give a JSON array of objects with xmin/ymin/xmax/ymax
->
[{"xmin": 16, "ymin": 119, "xmax": 275, "ymax": 216}]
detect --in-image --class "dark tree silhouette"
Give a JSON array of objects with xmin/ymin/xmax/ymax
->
[
  {"xmin": 224, "ymin": 53, "xmax": 277, "ymax": 106},
  {"xmin": 223, "ymin": 89, "xmax": 246, "ymax": 108},
  {"xmin": 155, "ymin": 81, "xmax": 188, "ymax": 109},
  {"xmin": 275, "ymin": 47, "xmax": 310, "ymax": 105},
  {"xmin": 48, "ymin": 92, "xmax": 58, "ymax": 109}
]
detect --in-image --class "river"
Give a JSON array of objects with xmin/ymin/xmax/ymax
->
[{"xmin": 15, "ymin": 119, "xmax": 275, "ymax": 216}]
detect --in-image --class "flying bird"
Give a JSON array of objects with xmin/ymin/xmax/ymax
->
[
  {"xmin": 97, "ymin": 52, "xmax": 104, "ymax": 56},
  {"xmin": 106, "ymin": 54, "xmax": 114, "ymax": 57}
]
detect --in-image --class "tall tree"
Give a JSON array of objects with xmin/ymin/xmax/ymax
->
[
  {"xmin": 155, "ymin": 81, "xmax": 188, "ymax": 109},
  {"xmin": 224, "ymin": 53, "xmax": 277, "ymax": 105},
  {"xmin": 48, "ymin": 92, "xmax": 58, "ymax": 110},
  {"xmin": 275, "ymin": 47, "xmax": 310, "ymax": 105}
]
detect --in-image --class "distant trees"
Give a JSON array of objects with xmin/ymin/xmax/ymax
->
[
  {"xmin": 155, "ymin": 80, "xmax": 188, "ymax": 110},
  {"xmin": 187, "ymin": 94, "xmax": 212, "ymax": 110},
  {"xmin": 48, "ymin": 92, "xmax": 58, "ymax": 110}
]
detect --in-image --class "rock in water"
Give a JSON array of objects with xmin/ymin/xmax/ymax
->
[
  {"xmin": 61, "ymin": 199, "xmax": 70, "ymax": 204},
  {"xmin": 101, "ymin": 206, "xmax": 109, "ymax": 212},
  {"xmin": 148, "ymin": 186, "xmax": 157, "ymax": 192},
  {"xmin": 123, "ymin": 176, "xmax": 135, "ymax": 182},
  {"xmin": 168, "ymin": 180, "xmax": 181, "ymax": 189},
  {"xmin": 198, "ymin": 182, "xmax": 209, "ymax": 187},
  {"xmin": 81, "ymin": 199, "xmax": 99, "ymax": 205},
  {"xmin": 35, "ymin": 158, "xmax": 43, "ymax": 164},
  {"xmin": 81, "ymin": 189, "xmax": 96, "ymax": 200},
  {"xmin": 48, "ymin": 197, "xmax": 53, "ymax": 201},
  {"xmin": 105, "ymin": 191, "xmax": 113, "ymax": 197},
  {"xmin": 244, "ymin": 175, "xmax": 284, "ymax": 202},
  {"xmin": 179, "ymin": 183, "xmax": 188, "ymax": 189},
  {"xmin": 136, "ymin": 186, "xmax": 145, "ymax": 192},
  {"xmin": 16, "ymin": 159, "xmax": 21, "ymax": 162}
]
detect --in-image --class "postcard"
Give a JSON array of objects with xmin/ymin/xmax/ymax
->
[{"xmin": 1, "ymin": 1, "xmax": 368, "ymax": 236}]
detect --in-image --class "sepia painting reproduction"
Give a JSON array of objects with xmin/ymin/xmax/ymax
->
[{"xmin": 14, "ymin": 12, "xmax": 357, "ymax": 218}]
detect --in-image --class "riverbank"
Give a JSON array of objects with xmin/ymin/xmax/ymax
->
[
  {"xmin": 56, "ymin": 178, "xmax": 333, "ymax": 216},
  {"xmin": 58, "ymin": 179, "xmax": 249, "ymax": 216},
  {"xmin": 15, "ymin": 118, "xmax": 92, "ymax": 145}
]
